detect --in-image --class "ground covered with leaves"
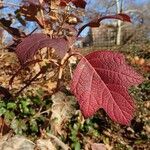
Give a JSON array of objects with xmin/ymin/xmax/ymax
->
[{"xmin": 0, "ymin": 43, "xmax": 149, "ymax": 150}]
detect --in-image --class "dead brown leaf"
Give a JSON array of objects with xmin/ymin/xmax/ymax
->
[{"xmin": 50, "ymin": 92, "xmax": 76, "ymax": 135}]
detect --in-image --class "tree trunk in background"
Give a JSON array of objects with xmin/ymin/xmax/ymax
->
[{"xmin": 116, "ymin": 0, "xmax": 123, "ymax": 45}]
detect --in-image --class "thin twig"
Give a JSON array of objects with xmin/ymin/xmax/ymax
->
[
  {"xmin": 39, "ymin": 0, "xmax": 46, "ymax": 29},
  {"xmin": 15, "ymin": 71, "xmax": 42, "ymax": 97},
  {"xmin": 27, "ymin": 27, "xmax": 38, "ymax": 36},
  {"xmin": 13, "ymin": 59, "xmax": 59, "ymax": 96},
  {"xmin": 33, "ymin": 108, "xmax": 51, "ymax": 118},
  {"xmin": 56, "ymin": 51, "xmax": 83, "ymax": 88},
  {"xmin": 56, "ymin": 53, "xmax": 70, "ymax": 89},
  {"xmin": 9, "ymin": 59, "xmax": 42, "ymax": 89},
  {"xmin": 15, "ymin": 65, "xmax": 47, "ymax": 97}
]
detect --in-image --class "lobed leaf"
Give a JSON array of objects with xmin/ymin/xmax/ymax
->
[
  {"xmin": 70, "ymin": 51, "xmax": 144, "ymax": 125},
  {"xmin": 16, "ymin": 33, "xmax": 69, "ymax": 65},
  {"xmin": 86, "ymin": 51, "xmax": 143, "ymax": 87}
]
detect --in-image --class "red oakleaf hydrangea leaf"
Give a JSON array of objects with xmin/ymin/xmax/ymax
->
[
  {"xmin": 60, "ymin": 0, "xmax": 87, "ymax": 8},
  {"xmin": 16, "ymin": 33, "xmax": 69, "ymax": 65},
  {"xmin": 86, "ymin": 51, "xmax": 143, "ymax": 88},
  {"xmin": 70, "ymin": 51, "xmax": 144, "ymax": 125},
  {"xmin": 78, "ymin": 13, "xmax": 131, "ymax": 36}
]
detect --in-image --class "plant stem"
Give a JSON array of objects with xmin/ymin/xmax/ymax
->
[
  {"xmin": 9, "ymin": 59, "xmax": 42, "ymax": 89},
  {"xmin": 33, "ymin": 108, "xmax": 51, "ymax": 118},
  {"xmin": 15, "ymin": 66, "xmax": 47, "ymax": 97},
  {"xmin": 56, "ymin": 53, "xmax": 70, "ymax": 89},
  {"xmin": 39, "ymin": 0, "xmax": 46, "ymax": 29},
  {"xmin": 56, "ymin": 52, "xmax": 83, "ymax": 89}
]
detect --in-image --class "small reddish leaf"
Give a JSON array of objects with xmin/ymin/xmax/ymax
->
[
  {"xmin": 59, "ymin": 0, "xmax": 70, "ymax": 6},
  {"xmin": 60, "ymin": 0, "xmax": 87, "ymax": 8},
  {"xmin": 78, "ymin": 13, "xmax": 131, "ymax": 36},
  {"xmin": 70, "ymin": 51, "xmax": 144, "ymax": 125},
  {"xmin": 16, "ymin": 33, "xmax": 69, "ymax": 65},
  {"xmin": 71, "ymin": 0, "xmax": 87, "ymax": 8},
  {"xmin": 103, "ymin": 13, "xmax": 131, "ymax": 23}
]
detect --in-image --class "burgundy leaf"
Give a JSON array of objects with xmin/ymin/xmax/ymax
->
[
  {"xmin": 70, "ymin": 51, "xmax": 144, "ymax": 125},
  {"xmin": 60, "ymin": 0, "xmax": 87, "ymax": 8},
  {"xmin": 59, "ymin": 0, "xmax": 70, "ymax": 6},
  {"xmin": 78, "ymin": 13, "xmax": 131, "ymax": 36},
  {"xmin": 103, "ymin": 13, "xmax": 131, "ymax": 22},
  {"xmin": 71, "ymin": 0, "xmax": 87, "ymax": 8},
  {"xmin": 16, "ymin": 33, "xmax": 69, "ymax": 65},
  {"xmin": 86, "ymin": 51, "xmax": 143, "ymax": 88}
]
